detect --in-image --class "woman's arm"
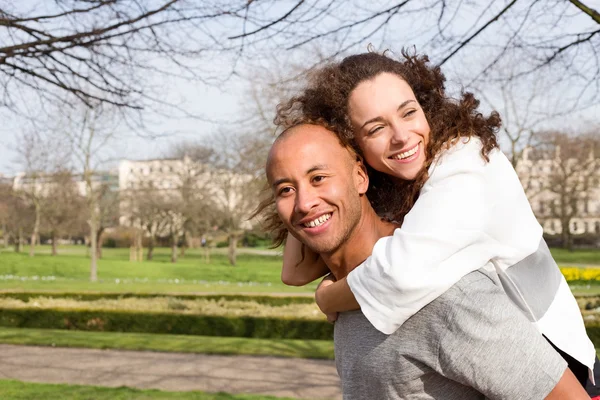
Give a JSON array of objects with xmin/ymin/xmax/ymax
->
[
  {"xmin": 318, "ymin": 139, "xmax": 539, "ymax": 333},
  {"xmin": 281, "ymin": 232, "xmax": 330, "ymax": 286},
  {"xmin": 315, "ymin": 276, "xmax": 359, "ymax": 314}
]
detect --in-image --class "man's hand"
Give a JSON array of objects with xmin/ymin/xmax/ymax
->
[{"xmin": 316, "ymin": 274, "xmax": 338, "ymax": 323}]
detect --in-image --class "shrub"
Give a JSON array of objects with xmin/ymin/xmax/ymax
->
[
  {"xmin": 0, "ymin": 292, "xmax": 315, "ymax": 306},
  {"xmin": 0, "ymin": 308, "xmax": 333, "ymax": 340}
]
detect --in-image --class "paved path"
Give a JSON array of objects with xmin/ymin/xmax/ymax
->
[{"xmin": 0, "ymin": 344, "xmax": 341, "ymax": 399}]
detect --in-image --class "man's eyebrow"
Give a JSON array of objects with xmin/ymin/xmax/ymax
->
[
  {"xmin": 271, "ymin": 164, "xmax": 329, "ymax": 188},
  {"xmin": 271, "ymin": 178, "xmax": 289, "ymax": 188},
  {"xmin": 307, "ymin": 164, "xmax": 328, "ymax": 174},
  {"xmin": 360, "ymin": 99, "xmax": 416, "ymax": 130}
]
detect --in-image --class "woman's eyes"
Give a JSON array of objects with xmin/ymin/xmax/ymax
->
[
  {"xmin": 366, "ymin": 110, "xmax": 417, "ymax": 135},
  {"xmin": 368, "ymin": 126, "xmax": 384, "ymax": 135}
]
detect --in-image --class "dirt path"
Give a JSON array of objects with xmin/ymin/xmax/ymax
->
[{"xmin": 0, "ymin": 344, "xmax": 341, "ymax": 399}]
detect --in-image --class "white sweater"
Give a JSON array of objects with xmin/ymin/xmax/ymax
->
[{"xmin": 347, "ymin": 137, "xmax": 595, "ymax": 377}]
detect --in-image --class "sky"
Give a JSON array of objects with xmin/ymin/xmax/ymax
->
[{"xmin": 1, "ymin": 1, "xmax": 598, "ymax": 176}]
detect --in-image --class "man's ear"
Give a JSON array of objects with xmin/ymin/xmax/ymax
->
[{"xmin": 354, "ymin": 160, "xmax": 369, "ymax": 195}]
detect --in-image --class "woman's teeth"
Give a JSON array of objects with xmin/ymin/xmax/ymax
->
[
  {"xmin": 392, "ymin": 144, "xmax": 418, "ymax": 160},
  {"xmin": 304, "ymin": 213, "xmax": 331, "ymax": 228}
]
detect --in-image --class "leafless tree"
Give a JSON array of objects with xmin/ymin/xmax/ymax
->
[
  {"xmin": 64, "ymin": 104, "xmax": 118, "ymax": 281},
  {"xmin": 523, "ymin": 131, "xmax": 600, "ymax": 250},
  {"xmin": 208, "ymin": 131, "xmax": 266, "ymax": 266},
  {"xmin": 42, "ymin": 170, "xmax": 86, "ymax": 255},
  {"xmin": 226, "ymin": 1, "xmax": 600, "ymax": 109},
  {"xmin": 0, "ymin": 183, "xmax": 34, "ymax": 252},
  {"xmin": 122, "ymin": 186, "xmax": 168, "ymax": 261},
  {"xmin": 0, "ymin": 1, "xmax": 251, "ymax": 122},
  {"xmin": 14, "ymin": 130, "xmax": 68, "ymax": 256},
  {"xmin": 166, "ymin": 145, "xmax": 217, "ymax": 259}
]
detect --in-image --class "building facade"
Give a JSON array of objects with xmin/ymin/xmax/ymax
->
[{"xmin": 516, "ymin": 146, "xmax": 600, "ymax": 240}]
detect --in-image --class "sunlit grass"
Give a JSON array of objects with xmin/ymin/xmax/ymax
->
[
  {"xmin": 0, "ymin": 379, "xmax": 296, "ymax": 400},
  {"xmin": 0, "ymin": 246, "xmax": 317, "ymax": 294},
  {"xmin": 0, "ymin": 327, "xmax": 334, "ymax": 359}
]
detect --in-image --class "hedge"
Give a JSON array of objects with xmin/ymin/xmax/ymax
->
[
  {"xmin": 0, "ymin": 292, "xmax": 315, "ymax": 306},
  {"xmin": 0, "ymin": 307, "xmax": 333, "ymax": 340}
]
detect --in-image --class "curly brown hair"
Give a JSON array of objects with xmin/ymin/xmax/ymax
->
[{"xmin": 275, "ymin": 49, "xmax": 501, "ymax": 223}]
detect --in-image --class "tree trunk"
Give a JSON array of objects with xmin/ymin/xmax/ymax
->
[
  {"xmin": 171, "ymin": 233, "xmax": 178, "ymax": 263},
  {"xmin": 95, "ymin": 228, "xmax": 104, "ymax": 259},
  {"xmin": 51, "ymin": 231, "xmax": 58, "ymax": 256},
  {"xmin": 89, "ymin": 210, "xmax": 98, "ymax": 282},
  {"xmin": 129, "ymin": 244, "xmax": 137, "ymax": 261},
  {"xmin": 228, "ymin": 233, "xmax": 237, "ymax": 266},
  {"xmin": 29, "ymin": 203, "xmax": 40, "ymax": 257},
  {"xmin": 3, "ymin": 223, "xmax": 8, "ymax": 249},
  {"xmin": 561, "ymin": 218, "xmax": 572, "ymax": 250},
  {"xmin": 15, "ymin": 228, "xmax": 22, "ymax": 253},
  {"xmin": 136, "ymin": 230, "xmax": 143, "ymax": 262},
  {"xmin": 147, "ymin": 235, "xmax": 155, "ymax": 261}
]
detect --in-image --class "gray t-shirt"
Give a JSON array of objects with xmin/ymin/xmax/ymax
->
[{"xmin": 334, "ymin": 270, "xmax": 567, "ymax": 399}]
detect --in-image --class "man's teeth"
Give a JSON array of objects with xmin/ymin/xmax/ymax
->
[
  {"xmin": 392, "ymin": 144, "xmax": 418, "ymax": 160},
  {"xmin": 304, "ymin": 213, "xmax": 331, "ymax": 228}
]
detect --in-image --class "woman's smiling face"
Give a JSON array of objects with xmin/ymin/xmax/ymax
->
[{"xmin": 349, "ymin": 72, "xmax": 431, "ymax": 181}]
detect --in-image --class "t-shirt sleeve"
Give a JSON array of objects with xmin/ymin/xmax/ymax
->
[
  {"xmin": 435, "ymin": 273, "xmax": 567, "ymax": 399},
  {"xmin": 347, "ymin": 138, "xmax": 496, "ymax": 334}
]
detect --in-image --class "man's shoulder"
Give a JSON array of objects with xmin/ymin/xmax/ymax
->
[{"xmin": 424, "ymin": 269, "xmax": 498, "ymax": 312}]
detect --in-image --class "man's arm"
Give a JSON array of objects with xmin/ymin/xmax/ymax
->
[{"xmin": 546, "ymin": 368, "xmax": 589, "ymax": 399}]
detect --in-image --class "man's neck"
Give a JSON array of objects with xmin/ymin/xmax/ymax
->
[{"xmin": 322, "ymin": 206, "xmax": 397, "ymax": 280}]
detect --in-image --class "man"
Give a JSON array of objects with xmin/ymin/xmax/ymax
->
[{"xmin": 265, "ymin": 123, "xmax": 589, "ymax": 399}]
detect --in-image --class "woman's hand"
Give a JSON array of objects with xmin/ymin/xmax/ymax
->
[
  {"xmin": 282, "ymin": 232, "xmax": 329, "ymax": 286},
  {"xmin": 316, "ymin": 274, "xmax": 338, "ymax": 323}
]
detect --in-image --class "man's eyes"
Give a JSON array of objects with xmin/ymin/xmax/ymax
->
[{"xmin": 278, "ymin": 186, "xmax": 294, "ymax": 196}]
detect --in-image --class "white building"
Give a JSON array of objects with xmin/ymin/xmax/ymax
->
[
  {"xmin": 12, "ymin": 170, "xmax": 118, "ymax": 197},
  {"xmin": 516, "ymin": 147, "xmax": 600, "ymax": 238},
  {"xmin": 118, "ymin": 157, "xmax": 255, "ymax": 231}
]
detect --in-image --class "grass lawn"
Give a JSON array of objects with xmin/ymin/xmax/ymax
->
[
  {"xmin": 0, "ymin": 246, "xmax": 316, "ymax": 294},
  {"xmin": 0, "ymin": 327, "xmax": 334, "ymax": 359},
  {"xmin": 0, "ymin": 380, "xmax": 295, "ymax": 400},
  {"xmin": 550, "ymin": 247, "xmax": 600, "ymax": 265}
]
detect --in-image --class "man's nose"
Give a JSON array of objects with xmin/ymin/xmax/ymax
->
[{"xmin": 294, "ymin": 186, "xmax": 319, "ymax": 214}]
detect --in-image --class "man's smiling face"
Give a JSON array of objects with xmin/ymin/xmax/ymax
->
[{"xmin": 267, "ymin": 124, "xmax": 368, "ymax": 255}]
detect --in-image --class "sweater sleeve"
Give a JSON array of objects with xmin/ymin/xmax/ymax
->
[{"xmin": 347, "ymin": 138, "xmax": 499, "ymax": 334}]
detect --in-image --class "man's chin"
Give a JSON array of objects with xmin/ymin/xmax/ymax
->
[{"xmin": 302, "ymin": 239, "xmax": 338, "ymax": 255}]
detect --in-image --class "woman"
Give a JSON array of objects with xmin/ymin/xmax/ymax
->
[{"xmin": 274, "ymin": 50, "xmax": 595, "ymax": 386}]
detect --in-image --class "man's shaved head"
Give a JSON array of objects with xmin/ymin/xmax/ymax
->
[
  {"xmin": 266, "ymin": 123, "xmax": 369, "ymax": 255},
  {"xmin": 267, "ymin": 124, "xmax": 358, "ymax": 183}
]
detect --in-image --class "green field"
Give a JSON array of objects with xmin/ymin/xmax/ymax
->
[
  {"xmin": 0, "ymin": 380, "xmax": 294, "ymax": 400},
  {"xmin": 0, "ymin": 246, "xmax": 316, "ymax": 294},
  {"xmin": 0, "ymin": 327, "xmax": 334, "ymax": 359},
  {"xmin": 550, "ymin": 247, "xmax": 600, "ymax": 265}
]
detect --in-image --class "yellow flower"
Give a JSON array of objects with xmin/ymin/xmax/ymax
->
[{"xmin": 560, "ymin": 267, "xmax": 600, "ymax": 282}]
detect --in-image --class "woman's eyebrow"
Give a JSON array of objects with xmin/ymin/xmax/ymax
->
[{"xmin": 360, "ymin": 99, "xmax": 416, "ymax": 129}]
